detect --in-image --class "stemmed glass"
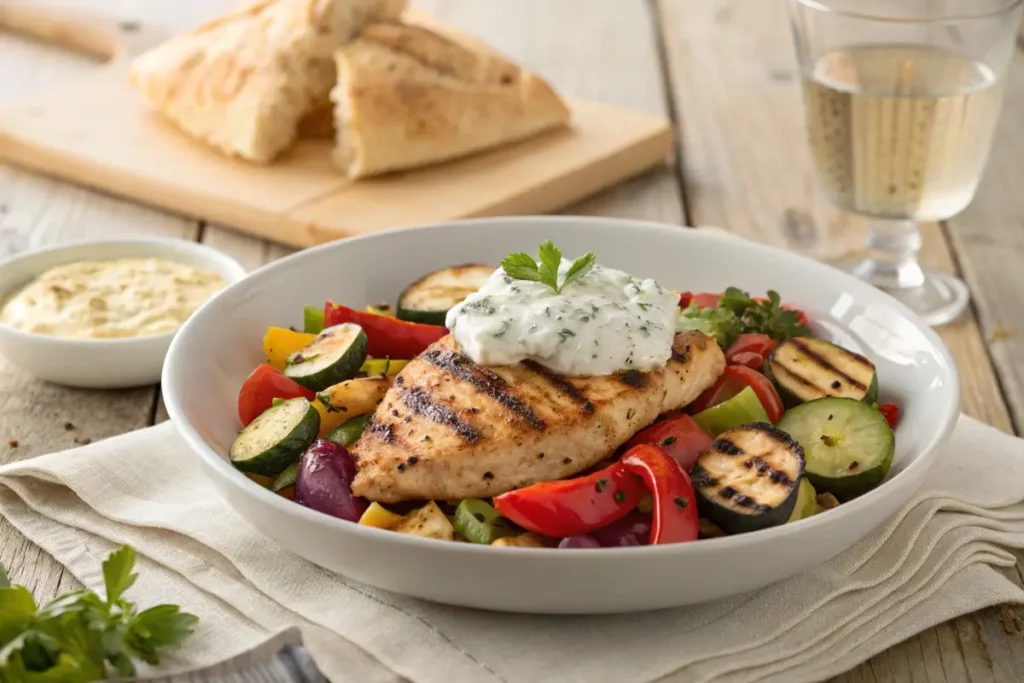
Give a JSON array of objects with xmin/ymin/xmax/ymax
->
[{"xmin": 789, "ymin": 0, "xmax": 1024, "ymax": 325}]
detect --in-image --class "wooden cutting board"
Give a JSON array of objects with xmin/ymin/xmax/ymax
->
[{"xmin": 0, "ymin": 4, "xmax": 674, "ymax": 249}]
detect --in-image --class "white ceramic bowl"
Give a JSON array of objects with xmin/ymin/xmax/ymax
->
[
  {"xmin": 163, "ymin": 217, "xmax": 960, "ymax": 614},
  {"xmin": 0, "ymin": 238, "xmax": 246, "ymax": 388}
]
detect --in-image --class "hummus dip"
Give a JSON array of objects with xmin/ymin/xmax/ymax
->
[{"xmin": 0, "ymin": 258, "xmax": 226, "ymax": 339}]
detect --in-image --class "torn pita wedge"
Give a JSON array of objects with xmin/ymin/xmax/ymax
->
[
  {"xmin": 330, "ymin": 22, "xmax": 572, "ymax": 178},
  {"xmin": 129, "ymin": 0, "xmax": 406, "ymax": 163}
]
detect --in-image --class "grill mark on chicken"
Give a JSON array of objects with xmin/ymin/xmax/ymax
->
[
  {"xmin": 522, "ymin": 360, "xmax": 595, "ymax": 415},
  {"xmin": 618, "ymin": 370, "xmax": 647, "ymax": 389},
  {"xmin": 365, "ymin": 417, "xmax": 395, "ymax": 443},
  {"xmin": 399, "ymin": 387, "xmax": 481, "ymax": 442},
  {"xmin": 423, "ymin": 349, "xmax": 546, "ymax": 430},
  {"xmin": 790, "ymin": 338, "xmax": 867, "ymax": 390}
]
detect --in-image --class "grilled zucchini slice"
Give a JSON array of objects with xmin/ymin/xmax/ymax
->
[
  {"xmin": 765, "ymin": 337, "xmax": 878, "ymax": 406},
  {"xmin": 284, "ymin": 323, "xmax": 367, "ymax": 391},
  {"xmin": 397, "ymin": 264, "xmax": 494, "ymax": 326},
  {"xmin": 229, "ymin": 397, "xmax": 320, "ymax": 476},
  {"xmin": 691, "ymin": 423, "xmax": 805, "ymax": 534},
  {"xmin": 776, "ymin": 396, "xmax": 894, "ymax": 501}
]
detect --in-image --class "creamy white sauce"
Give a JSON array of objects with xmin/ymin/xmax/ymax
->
[
  {"xmin": 446, "ymin": 259, "xmax": 677, "ymax": 376},
  {"xmin": 0, "ymin": 258, "xmax": 226, "ymax": 339}
]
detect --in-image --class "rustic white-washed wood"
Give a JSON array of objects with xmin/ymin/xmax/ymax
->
[
  {"xmin": 0, "ymin": 28, "xmax": 201, "ymax": 591},
  {"xmin": 655, "ymin": 0, "xmax": 1023, "ymax": 680},
  {"xmin": 2, "ymin": 0, "xmax": 1023, "ymax": 681}
]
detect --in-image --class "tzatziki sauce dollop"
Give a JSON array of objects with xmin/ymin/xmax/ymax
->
[{"xmin": 445, "ymin": 259, "xmax": 678, "ymax": 376}]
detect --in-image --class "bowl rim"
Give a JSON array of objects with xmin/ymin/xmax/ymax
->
[
  {"xmin": 0, "ymin": 237, "xmax": 247, "ymax": 346},
  {"xmin": 163, "ymin": 216, "xmax": 961, "ymax": 557}
]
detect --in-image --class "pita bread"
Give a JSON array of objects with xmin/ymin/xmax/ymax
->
[
  {"xmin": 330, "ymin": 22, "xmax": 571, "ymax": 178},
  {"xmin": 129, "ymin": 0, "xmax": 406, "ymax": 162}
]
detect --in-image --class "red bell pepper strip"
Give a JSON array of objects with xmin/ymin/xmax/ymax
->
[
  {"xmin": 620, "ymin": 445, "xmax": 698, "ymax": 544},
  {"xmin": 622, "ymin": 414, "xmax": 713, "ymax": 472},
  {"xmin": 689, "ymin": 365, "xmax": 785, "ymax": 423},
  {"xmin": 878, "ymin": 403, "xmax": 900, "ymax": 429},
  {"xmin": 324, "ymin": 302, "xmax": 448, "ymax": 359},
  {"xmin": 725, "ymin": 333, "xmax": 777, "ymax": 370},
  {"xmin": 493, "ymin": 462, "xmax": 647, "ymax": 538},
  {"xmin": 237, "ymin": 364, "xmax": 315, "ymax": 426}
]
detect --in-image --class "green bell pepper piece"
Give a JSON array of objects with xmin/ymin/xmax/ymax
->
[
  {"xmin": 452, "ymin": 499, "xmax": 514, "ymax": 544},
  {"xmin": 303, "ymin": 306, "xmax": 325, "ymax": 334},
  {"xmin": 325, "ymin": 414, "xmax": 371, "ymax": 446},
  {"xmin": 272, "ymin": 462, "xmax": 299, "ymax": 492},
  {"xmin": 692, "ymin": 386, "xmax": 770, "ymax": 435}
]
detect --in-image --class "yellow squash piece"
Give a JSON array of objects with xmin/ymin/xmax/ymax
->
[
  {"xmin": 358, "ymin": 502, "xmax": 404, "ymax": 530},
  {"xmin": 264, "ymin": 327, "xmax": 316, "ymax": 371},
  {"xmin": 394, "ymin": 502, "xmax": 455, "ymax": 540},
  {"xmin": 317, "ymin": 376, "xmax": 390, "ymax": 415},
  {"xmin": 491, "ymin": 533, "xmax": 547, "ymax": 548}
]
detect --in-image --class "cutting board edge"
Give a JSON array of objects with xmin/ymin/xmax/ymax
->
[
  {"xmin": 300, "ymin": 117, "xmax": 676, "ymax": 244},
  {"xmin": 0, "ymin": 126, "xmax": 324, "ymax": 248}
]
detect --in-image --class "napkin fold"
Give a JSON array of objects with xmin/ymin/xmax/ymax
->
[{"xmin": 1, "ymin": 414, "xmax": 1024, "ymax": 683}]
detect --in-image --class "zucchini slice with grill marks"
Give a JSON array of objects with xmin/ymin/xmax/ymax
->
[
  {"xmin": 765, "ymin": 337, "xmax": 878, "ymax": 406},
  {"xmin": 691, "ymin": 423, "xmax": 805, "ymax": 534},
  {"xmin": 284, "ymin": 323, "xmax": 367, "ymax": 391},
  {"xmin": 229, "ymin": 397, "xmax": 320, "ymax": 476},
  {"xmin": 397, "ymin": 264, "xmax": 494, "ymax": 326},
  {"xmin": 776, "ymin": 396, "xmax": 894, "ymax": 501}
]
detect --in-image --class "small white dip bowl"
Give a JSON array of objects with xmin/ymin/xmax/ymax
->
[{"xmin": 0, "ymin": 238, "xmax": 246, "ymax": 388}]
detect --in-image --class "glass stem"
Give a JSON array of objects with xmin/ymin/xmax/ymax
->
[{"xmin": 851, "ymin": 219, "xmax": 926, "ymax": 290}]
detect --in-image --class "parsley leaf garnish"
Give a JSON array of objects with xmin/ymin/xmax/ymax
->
[
  {"xmin": 0, "ymin": 545, "xmax": 198, "ymax": 681},
  {"xmin": 501, "ymin": 240, "xmax": 596, "ymax": 294},
  {"xmin": 676, "ymin": 287, "xmax": 808, "ymax": 349}
]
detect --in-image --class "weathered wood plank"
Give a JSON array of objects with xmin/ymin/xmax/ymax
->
[
  {"xmin": 941, "ymin": 46, "xmax": 1024, "ymax": 435},
  {"xmin": 654, "ymin": 0, "xmax": 1020, "ymax": 681},
  {"xmin": 0, "ymin": 26, "xmax": 200, "ymax": 595}
]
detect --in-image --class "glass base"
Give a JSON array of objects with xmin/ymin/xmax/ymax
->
[{"xmin": 833, "ymin": 258, "xmax": 970, "ymax": 326}]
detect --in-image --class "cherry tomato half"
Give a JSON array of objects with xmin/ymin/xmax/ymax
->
[
  {"xmin": 237, "ymin": 364, "xmax": 315, "ymax": 426},
  {"xmin": 725, "ymin": 333, "xmax": 778, "ymax": 370},
  {"xmin": 878, "ymin": 403, "xmax": 900, "ymax": 429}
]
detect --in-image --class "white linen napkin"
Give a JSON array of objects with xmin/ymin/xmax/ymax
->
[{"xmin": 1, "ymin": 412, "xmax": 1023, "ymax": 683}]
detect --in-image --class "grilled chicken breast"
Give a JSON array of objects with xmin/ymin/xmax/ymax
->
[{"xmin": 350, "ymin": 330, "xmax": 725, "ymax": 503}]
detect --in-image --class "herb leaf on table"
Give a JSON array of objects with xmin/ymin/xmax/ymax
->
[{"xmin": 0, "ymin": 544, "xmax": 198, "ymax": 682}]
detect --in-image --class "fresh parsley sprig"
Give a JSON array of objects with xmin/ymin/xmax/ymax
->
[
  {"xmin": 501, "ymin": 240, "xmax": 596, "ymax": 294},
  {"xmin": 0, "ymin": 545, "xmax": 198, "ymax": 682},
  {"xmin": 676, "ymin": 287, "xmax": 808, "ymax": 349}
]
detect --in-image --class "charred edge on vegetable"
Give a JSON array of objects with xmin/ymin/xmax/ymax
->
[
  {"xmin": 789, "ymin": 339, "xmax": 867, "ymax": 390},
  {"xmin": 522, "ymin": 360, "xmax": 595, "ymax": 414},
  {"xmin": 424, "ymin": 349, "xmax": 546, "ymax": 430},
  {"xmin": 717, "ymin": 486, "xmax": 771, "ymax": 513},
  {"xmin": 713, "ymin": 438, "xmax": 743, "ymax": 456},
  {"xmin": 618, "ymin": 370, "xmax": 646, "ymax": 389},
  {"xmin": 689, "ymin": 463, "xmax": 715, "ymax": 487},
  {"xmin": 399, "ymin": 387, "xmax": 481, "ymax": 442},
  {"xmin": 745, "ymin": 422, "xmax": 805, "ymax": 463}
]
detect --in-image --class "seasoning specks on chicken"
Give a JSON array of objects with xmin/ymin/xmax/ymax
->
[{"xmin": 350, "ymin": 330, "xmax": 725, "ymax": 502}]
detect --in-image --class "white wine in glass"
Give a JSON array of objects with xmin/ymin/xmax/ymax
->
[{"xmin": 790, "ymin": 1, "xmax": 1023, "ymax": 325}]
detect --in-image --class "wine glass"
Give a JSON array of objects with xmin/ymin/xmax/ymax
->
[{"xmin": 789, "ymin": 0, "xmax": 1023, "ymax": 325}]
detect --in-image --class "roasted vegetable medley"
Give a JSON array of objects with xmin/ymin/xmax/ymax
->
[{"xmin": 228, "ymin": 244, "xmax": 901, "ymax": 547}]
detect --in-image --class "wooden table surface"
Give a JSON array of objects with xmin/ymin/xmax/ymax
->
[{"xmin": 2, "ymin": 0, "xmax": 1023, "ymax": 680}]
